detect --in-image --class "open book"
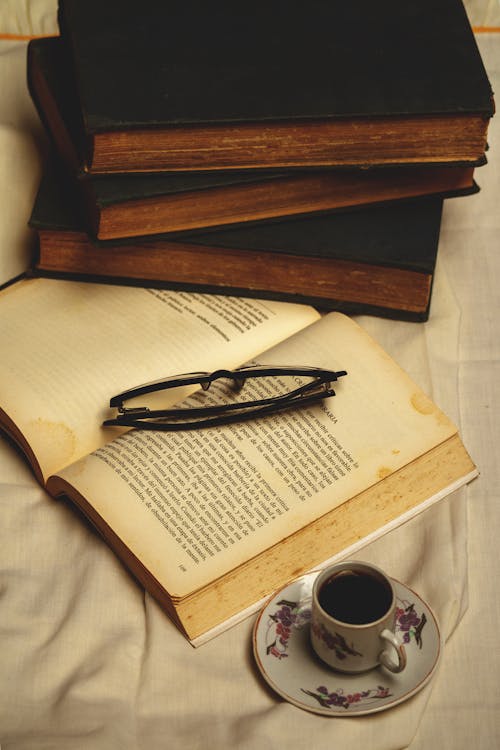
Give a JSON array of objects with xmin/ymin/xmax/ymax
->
[{"xmin": 0, "ymin": 278, "xmax": 477, "ymax": 643}]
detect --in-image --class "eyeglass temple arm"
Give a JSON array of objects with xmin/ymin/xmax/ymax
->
[
  {"xmin": 106, "ymin": 382, "xmax": 339, "ymax": 423},
  {"xmin": 103, "ymin": 387, "xmax": 337, "ymax": 430}
]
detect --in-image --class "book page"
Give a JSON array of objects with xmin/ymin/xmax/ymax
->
[
  {"xmin": 0, "ymin": 278, "xmax": 319, "ymax": 481},
  {"xmin": 49, "ymin": 312, "xmax": 458, "ymax": 597}
]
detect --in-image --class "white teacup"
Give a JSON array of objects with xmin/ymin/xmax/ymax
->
[{"xmin": 310, "ymin": 560, "xmax": 407, "ymax": 674}]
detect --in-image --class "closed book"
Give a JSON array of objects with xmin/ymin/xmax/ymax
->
[
  {"xmin": 29, "ymin": 165, "xmax": 455, "ymax": 321},
  {"xmin": 54, "ymin": 0, "xmax": 494, "ymax": 173},
  {"xmin": 27, "ymin": 36, "xmax": 479, "ymax": 240}
]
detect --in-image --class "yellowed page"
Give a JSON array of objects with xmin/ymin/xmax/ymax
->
[
  {"xmin": 50, "ymin": 312, "xmax": 457, "ymax": 597},
  {"xmin": 0, "ymin": 277, "xmax": 319, "ymax": 481}
]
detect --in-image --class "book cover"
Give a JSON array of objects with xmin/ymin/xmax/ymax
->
[
  {"xmin": 55, "ymin": 0, "xmax": 494, "ymax": 172},
  {"xmin": 29, "ymin": 166, "xmax": 450, "ymax": 321},
  {"xmin": 27, "ymin": 36, "xmax": 480, "ymax": 239}
]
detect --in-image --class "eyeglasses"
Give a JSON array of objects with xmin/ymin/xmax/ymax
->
[{"xmin": 102, "ymin": 365, "xmax": 347, "ymax": 431}]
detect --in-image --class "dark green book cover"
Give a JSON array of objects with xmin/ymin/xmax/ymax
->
[
  {"xmin": 31, "ymin": 164, "xmax": 443, "ymax": 274},
  {"xmin": 30, "ymin": 163, "xmax": 447, "ymax": 320},
  {"xmin": 27, "ymin": 36, "xmax": 290, "ymax": 191},
  {"xmin": 58, "ymin": 0, "xmax": 493, "ymax": 131},
  {"xmin": 28, "ymin": 34, "xmax": 479, "ymax": 241}
]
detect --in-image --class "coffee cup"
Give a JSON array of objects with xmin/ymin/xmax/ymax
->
[{"xmin": 310, "ymin": 560, "xmax": 407, "ymax": 674}]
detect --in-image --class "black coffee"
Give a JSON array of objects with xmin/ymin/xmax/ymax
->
[{"xmin": 318, "ymin": 570, "xmax": 392, "ymax": 624}]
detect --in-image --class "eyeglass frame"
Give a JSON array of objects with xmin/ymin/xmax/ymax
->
[{"xmin": 102, "ymin": 365, "xmax": 347, "ymax": 432}]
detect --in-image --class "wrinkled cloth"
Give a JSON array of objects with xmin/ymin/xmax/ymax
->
[{"xmin": 0, "ymin": 1, "xmax": 57, "ymax": 37}]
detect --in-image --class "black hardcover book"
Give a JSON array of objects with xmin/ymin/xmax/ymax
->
[
  {"xmin": 27, "ymin": 36, "xmax": 479, "ymax": 240},
  {"xmin": 29, "ymin": 166, "xmax": 448, "ymax": 321},
  {"xmin": 55, "ymin": 0, "xmax": 494, "ymax": 173}
]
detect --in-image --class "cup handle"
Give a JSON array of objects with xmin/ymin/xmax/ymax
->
[{"xmin": 379, "ymin": 628, "xmax": 407, "ymax": 673}]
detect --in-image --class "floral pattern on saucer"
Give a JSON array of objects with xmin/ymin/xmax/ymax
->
[
  {"xmin": 253, "ymin": 572, "xmax": 442, "ymax": 716},
  {"xmin": 265, "ymin": 599, "xmax": 309, "ymax": 659},
  {"xmin": 302, "ymin": 684, "xmax": 392, "ymax": 711},
  {"xmin": 396, "ymin": 600, "xmax": 427, "ymax": 647}
]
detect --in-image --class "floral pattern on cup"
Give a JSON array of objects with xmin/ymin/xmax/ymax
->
[
  {"xmin": 301, "ymin": 684, "xmax": 392, "ymax": 710},
  {"xmin": 310, "ymin": 621, "xmax": 363, "ymax": 660},
  {"xmin": 264, "ymin": 591, "xmax": 427, "ymax": 661}
]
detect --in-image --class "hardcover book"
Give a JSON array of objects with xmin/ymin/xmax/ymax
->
[
  {"xmin": 29, "ymin": 166, "xmax": 457, "ymax": 321},
  {"xmin": 0, "ymin": 278, "xmax": 477, "ymax": 643},
  {"xmin": 27, "ymin": 36, "xmax": 479, "ymax": 240},
  {"xmin": 53, "ymin": 0, "xmax": 494, "ymax": 173}
]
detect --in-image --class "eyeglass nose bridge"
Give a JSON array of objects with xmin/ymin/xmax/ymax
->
[{"xmin": 200, "ymin": 369, "xmax": 246, "ymax": 392}]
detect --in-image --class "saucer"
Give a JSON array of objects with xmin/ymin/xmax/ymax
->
[{"xmin": 252, "ymin": 572, "xmax": 442, "ymax": 716}]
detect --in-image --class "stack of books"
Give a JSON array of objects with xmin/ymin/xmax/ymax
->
[{"xmin": 27, "ymin": 0, "xmax": 493, "ymax": 321}]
